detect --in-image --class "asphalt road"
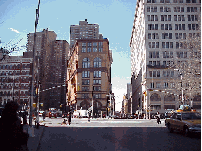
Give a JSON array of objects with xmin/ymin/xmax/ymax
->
[{"xmin": 37, "ymin": 118, "xmax": 201, "ymax": 151}]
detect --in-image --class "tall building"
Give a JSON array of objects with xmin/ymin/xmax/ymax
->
[
  {"xmin": 130, "ymin": 0, "xmax": 201, "ymax": 116},
  {"xmin": 27, "ymin": 29, "xmax": 69, "ymax": 110},
  {"xmin": 0, "ymin": 52, "xmax": 32, "ymax": 110},
  {"xmin": 70, "ymin": 19, "xmax": 103, "ymax": 49},
  {"xmin": 67, "ymin": 39, "xmax": 112, "ymax": 116}
]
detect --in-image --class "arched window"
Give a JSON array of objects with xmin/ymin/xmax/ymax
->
[
  {"xmin": 150, "ymin": 93, "xmax": 161, "ymax": 101},
  {"xmin": 82, "ymin": 58, "xmax": 90, "ymax": 68},
  {"xmin": 94, "ymin": 57, "xmax": 101, "ymax": 67}
]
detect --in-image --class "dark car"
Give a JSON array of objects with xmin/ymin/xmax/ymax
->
[{"xmin": 62, "ymin": 113, "xmax": 69, "ymax": 118}]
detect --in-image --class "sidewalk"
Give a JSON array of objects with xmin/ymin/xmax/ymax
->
[{"xmin": 23, "ymin": 123, "xmax": 45, "ymax": 151}]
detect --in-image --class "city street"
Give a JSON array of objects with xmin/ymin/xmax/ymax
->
[{"xmin": 37, "ymin": 117, "xmax": 201, "ymax": 151}]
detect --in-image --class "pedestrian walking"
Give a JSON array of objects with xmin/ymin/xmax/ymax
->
[
  {"xmin": 156, "ymin": 111, "xmax": 161, "ymax": 124},
  {"xmin": 68, "ymin": 111, "xmax": 71, "ymax": 125},
  {"xmin": 42, "ymin": 111, "xmax": 46, "ymax": 121},
  {"xmin": 0, "ymin": 101, "xmax": 29, "ymax": 151},
  {"xmin": 22, "ymin": 111, "xmax": 27, "ymax": 125}
]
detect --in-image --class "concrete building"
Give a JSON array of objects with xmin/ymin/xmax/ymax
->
[
  {"xmin": 67, "ymin": 38, "xmax": 112, "ymax": 116},
  {"xmin": 70, "ymin": 19, "xmax": 103, "ymax": 49},
  {"xmin": 27, "ymin": 29, "xmax": 69, "ymax": 110},
  {"xmin": 0, "ymin": 52, "xmax": 32, "ymax": 110},
  {"xmin": 130, "ymin": 0, "xmax": 201, "ymax": 117}
]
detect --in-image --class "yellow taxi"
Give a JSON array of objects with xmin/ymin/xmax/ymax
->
[{"xmin": 165, "ymin": 106, "xmax": 201, "ymax": 136}]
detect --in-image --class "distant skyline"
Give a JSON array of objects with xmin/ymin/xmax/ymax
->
[{"xmin": 0, "ymin": 0, "xmax": 136, "ymax": 111}]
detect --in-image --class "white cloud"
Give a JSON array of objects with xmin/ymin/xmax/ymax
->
[{"xmin": 9, "ymin": 28, "xmax": 20, "ymax": 33}]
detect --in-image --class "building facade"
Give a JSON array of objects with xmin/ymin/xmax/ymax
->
[
  {"xmin": 67, "ymin": 39, "xmax": 112, "ymax": 116},
  {"xmin": 0, "ymin": 52, "xmax": 32, "ymax": 110},
  {"xmin": 27, "ymin": 29, "xmax": 69, "ymax": 110},
  {"xmin": 70, "ymin": 19, "xmax": 103, "ymax": 49},
  {"xmin": 130, "ymin": 0, "xmax": 201, "ymax": 116}
]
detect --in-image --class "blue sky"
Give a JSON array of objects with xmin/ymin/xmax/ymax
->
[{"xmin": 0, "ymin": 0, "xmax": 136, "ymax": 111}]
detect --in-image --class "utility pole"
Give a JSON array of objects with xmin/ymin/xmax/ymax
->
[{"xmin": 30, "ymin": 0, "xmax": 40, "ymax": 127}]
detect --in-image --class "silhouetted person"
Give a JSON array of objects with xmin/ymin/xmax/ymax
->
[
  {"xmin": 0, "ymin": 101, "xmax": 29, "ymax": 151},
  {"xmin": 42, "ymin": 112, "xmax": 46, "ymax": 121},
  {"xmin": 68, "ymin": 111, "xmax": 71, "ymax": 125},
  {"xmin": 22, "ymin": 111, "xmax": 27, "ymax": 125}
]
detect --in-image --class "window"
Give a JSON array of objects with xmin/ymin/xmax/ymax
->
[
  {"xmin": 93, "ymin": 93, "xmax": 101, "ymax": 99},
  {"xmin": 164, "ymin": 82, "xmax": 168, "ymax": 88},
  {"xmin": 82, "ymin": 86, "xmax": 89, "ymax": 91},
  {"xmin": 160, "ymin": 6, "xmax": 171, "ymax": 12},
  {"xmin": 150, "ymin": 83, "xmax": 154, "ymax": 88},
  {"xmin": 82, "ymin": 94, "xmax": 89, "ymax": 98},
  {"xmin": 148, "ymin": 24, "xmax": 158, "ymax": 30},
  {"xmin": 175, "ymin": 33, "xmax": 186, "ymax": 39},
  {"xmin": 175, "ymin": 24, "xmax": 185, "ymax": 30},
  {"xmin": 98, "ymin": 48, "xmax": 103, "ymax": 52},
  {"xmin": 82, "ymin": 71, "xmax": 90, "ymax": 78},
  {"xmin": 177, "ymin": 51, "xmax": 187, "ymax": 58},
  {"xmin": 148, "ymin": 33, "xmax": 159, "ymax": 39},
  {"xmin": 187, "ymin": 7, "xmax": 197, "ymax": 12},
  {"xmin": 82, "ymin": 43, "xmax": 86, "ymax": 47},
  {"xmin": 82, "ymin": 58, "xmax": 90, "ymax": 68},
  {"xmin": 82, "ymin": 47, "xmax": 86, "ymax": 52},
  {"xmin": 162, "ymin": 33, "xmax": 172, "ymax": 39},
  {"xmin": 93, "ymin": 71, "xmax": 101, "ymax": 78},
  {"xmin": 163, "ymin": 51, "xmax": 173, "ymax": 58},
  {"xmin": 148, "ymin": 15, "xmax": 158, "ymax": 21},
  {"xmin": 188, "ymin": 15, "xmax": 198, "ymax": 21},
  {"xmin": 149, "ymin": 51, "xmax": 159, "ymax": 58},
  {"xmin": 162, "ymin": 42, "xmax": 173, "ymax": 48},
  {"xmin": 93, "ymin": 47, "xmax": 97, "ymax": 52},
  {"xmin": 82, "ymin": 79, "xmax": 90, "ymax": 85},
  {"xmin": 93, "ymin": 79, "xmax": 101, "ymax": 85},
  {"xmin": 161, "ymin": 24, "xmax": 172, "ymax": 30},
  {"xmin": 147, "ymin": 7, "xmax": 157, "ymax": 12},
  {"xmin": 93, "ymin": 86, "xmax": 101, "ymax": 91},
  {"xmin": 93, "ymin": 57, "xmax": 101, "ymax": 67},
  {"xmin": 98, "ymin": 42, "xmax": 103, "ymax": 47},
  {"xmin": 93, "ymin": 42, "xmax": 97, "ymax": 47},
  {"xmin": 174, "ymin": 7, "xmax": 184, "ymax": 12},
  {"xmin": 88, "ymin": 42, "xmax": 92, "ymax": 47},
  {"xmin": 87, "ymin": 47, "xmax": 91, "ymax": 52},
  {"xmin": 148, "ymin": 42, "xmax": 159, "ymax": 48},
  {"xmin": 161, "ymin": 15, "xmax": 171, "ymax": 21}
]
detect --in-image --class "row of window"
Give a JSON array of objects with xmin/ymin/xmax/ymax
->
[
  {"xmin": 147, "ymin": 6, "xmax": 199, "ymax": 12},
  {"xmin": 149, "ymin": 51, "xmax": 189, "ymax": 58},
  {"xmin": 147, "ymin": 0, "xmax": 199, "ymax": 4},
  {"xmin": 82, "ymin": 86, "xmax": 101, "ymax": 91},
  {"xmin": 148, "ymin": 24, "xmax": 199, "ymax": 30},
  {"xmin": 149, "ymin": 82, "xmax": 201, "ymax": 89},
  {"xmin": 82, "ymin": 79, "xmax": 101, "ymax": 85},
  {"xmin": 148, "ymin": 33, "xmax": 200, "ymax": 39},
  {"xmin": 82, "ymin": 71, "xmax": 101, "ymax": 78},
  {"xmin": 82, "ymin": 57, "xmax": 101, "ymax": 68},
  {"xmin": 81, "ymin": 93, "xmax": 102, "ymax": 99},
  {"xmin": 82, "ymin": 42, "xmax": 103, "ymax": 47},
  {"xmin": 147, "ymin": 15, "xmax": 199, "ymax": 22},
  {"xmin": 0, "ymin": 64, "xmax": 30, "ymax": 70},
  {"xmin": 149, "ymin": 70, "xmax": 174, "ymax": 77},
  {"xmin": 82, "ymin": 47, "xmax": 103, "ymax": 53}
]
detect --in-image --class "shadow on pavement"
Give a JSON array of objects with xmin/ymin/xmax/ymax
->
[{"xmin": 37, "ymin": 127, "xmax": 201, "ymax": 151}]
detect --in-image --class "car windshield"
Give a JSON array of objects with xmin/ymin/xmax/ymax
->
[{"xmin": 182, "ymin": 112, "xmax": 201, "ymax": 120}]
